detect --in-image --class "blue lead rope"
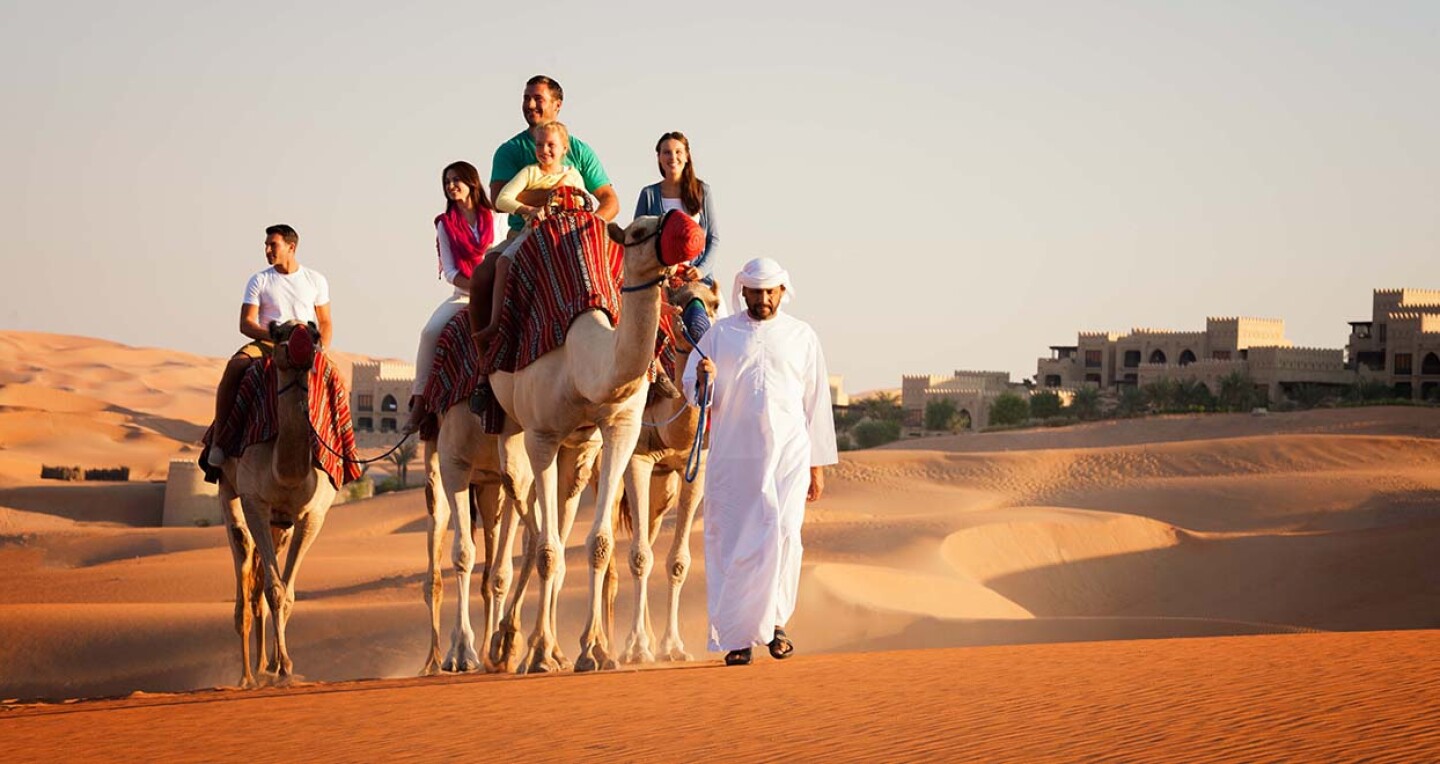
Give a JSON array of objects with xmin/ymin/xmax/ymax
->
[{"xmin": 679, "ymin": 299, "xmax": 713, "ymax": 484}]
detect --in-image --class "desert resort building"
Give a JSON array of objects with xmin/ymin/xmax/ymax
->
[
  {"xmin": 348, "ymin": 360, "xmax": 849, "ymax": 446},
  {"xmin": 902, "ymin": 288, "xmax": 1440, "ymax": 429}
]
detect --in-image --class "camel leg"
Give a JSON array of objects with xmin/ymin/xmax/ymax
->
[
  {"xmin": 439, "ymin": 447, "xmax": 479, "ymax": 673},
  {"xmin": 659, "ymin": 461, "xmax": 703, "ymax": 661},
  {"xmin": 488, "ymin": 452, "xmax": 532, "ymax": 673},
  {"xmin": 474, "ymin": 481, "xmax": 502, "ymax": 672},
  {"xmin": 220, "ymin": 483, "xmax": 259, "ymax": 689},
  {"xmin": 270, "ymin": 503, "xmax": 329, "ymax": 683},
  {"xmin": 619, "ymin": 457, "xmax": 656, "ymax": 664},
  {"xmin": 421, "ymin": 438, "xmax": 447, "ymax": 675},
  {"xmin": 575, "ymin": 414, "xmax": 643, "ymax": 673},
  {"xmin": 260, "ymin": 525, "xmax": 291, "ymax": 676},
  {"xmin": 240, "ymin": 499, "xmax": 287, "ymax": 681},
  {"xmin": 520, "ymin": 430, "xmax": 563, "ymax": 674}
]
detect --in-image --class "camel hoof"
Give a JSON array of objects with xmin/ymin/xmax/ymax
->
[
  {"xmin": 574, "ymin": 654, "xmax": 598, "ymax": 673},
  {"xmin": 602, "ymin": 658, "xmax": 619, "ymax": 671},
  {"xmin": 660, "ymin": 649, "xmax": 693, "ymax": 663},
  {"xmin": 420, "ymin": 659, "xmax": 442, "ymax": 677},
  {"xmin": 239, "ymin": 675, "xmax": 259, "ymax": 690},
  {"xmin": 622, "ymin": 647, "xmax": 655, "ymax": 665}
]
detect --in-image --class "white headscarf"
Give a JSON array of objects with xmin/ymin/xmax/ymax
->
[{"xmin": 731, "ymin": 257, "xmax": 795, "ymax": 311}]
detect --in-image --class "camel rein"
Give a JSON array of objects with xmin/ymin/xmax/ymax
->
[{"xmin": 283, "ymin": 371, "xmax": 419, "ymax": 467}]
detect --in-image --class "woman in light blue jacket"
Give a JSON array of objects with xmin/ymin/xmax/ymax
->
[{"xmin": 634, "ymin": 131, "xmax": 720, "ymax": 294}]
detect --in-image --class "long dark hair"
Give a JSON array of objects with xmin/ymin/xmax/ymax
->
[
  {"xmin": 441, "ymin": 160, "xmax": 494, "ymax": 212},
  {"xmin": 656, "ymin": 132, "xmax": 704, "ymax": 216}
]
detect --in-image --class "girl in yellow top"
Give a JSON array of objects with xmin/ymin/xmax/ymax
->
[{"xmin": 473, "ymin": 121, "xmax": 588, "ymax": 346}]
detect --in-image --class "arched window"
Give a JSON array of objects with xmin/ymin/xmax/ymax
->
[
  {"xmin": 1178, "ymin": 349, "xmax": 1196, "ymax": 366},
  {"xmin": 381, "ymin": 394, "xmax": 399, "ymax": 412},
  {"xmin": 1149, "ymin": 349, "xmax": 1167, "ymax": 365},
  {"xmin": 1423, "ymin": 352, "xmax": 1440, "ymax": 375},
  {"xmin": 1044, "ymin": 375, "xmax": 1062, "ymax": 388}
]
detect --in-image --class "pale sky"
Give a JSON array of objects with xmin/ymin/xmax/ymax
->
[{"xmin": 2, "ymin": 1, "xmax": 1437, "ymax": 394}]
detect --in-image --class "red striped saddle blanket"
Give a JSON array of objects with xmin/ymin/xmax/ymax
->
[
  {"xmin": 200, "ymin": 352, "xmax": 362, "ymax": 489},
  {"xmin": 481, "ymin": 209, "xmax": 624, "ymax": 375},
  {"xmin": 419, "ymin": 309, "xmax": 481, "ymax": 436}
]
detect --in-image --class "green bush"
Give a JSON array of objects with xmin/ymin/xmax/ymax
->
[
  {"xmin": 988, "ymin": 393, "xmax": 1030, "ymax": 426},
  {"xmin": 852, "ymin": 418, "xmax": 902, "ymax": 449},
  {"xmin": 1029, "ymin": 391, "xmax": 1062, "ymax": 419},
  {"xmin": 1068, "ymin": 387, "xmax": 1102, "ymax": 420},
  {"xmin": 1115, "ymin": 386, "xmax": 1145, "ymax": 417},
  {"xmin": 375, "ymin": 476, "xmax": 406, "ymax": 494},
  {"xmin": 924, "ymin": 398, "xmax": 959, "ymax": 431}
]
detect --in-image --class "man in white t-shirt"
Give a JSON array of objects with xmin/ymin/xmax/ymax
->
[{"xmin": 208, "ymin": 224, "xmax": 333, "ymax": 466}]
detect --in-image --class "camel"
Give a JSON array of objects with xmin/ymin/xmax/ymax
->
[
  {"xmin": 422, "ymin": 404, "xmax": 600, "ymax": 674},
  {"xmin": 217, "ymin": 320, "xmax": 338, "ymax": 688},
  {"xmin": 491, "ymin": 212, "xmax": 703, "ymax": 673},
  {"xmin": 610, "ymin": 280, "xmax": 720, "ymax": 664}
]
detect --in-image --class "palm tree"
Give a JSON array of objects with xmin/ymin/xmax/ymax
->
[{"xmin": 387, "ymin": 440, "xmax": 419, "ymax": 488}]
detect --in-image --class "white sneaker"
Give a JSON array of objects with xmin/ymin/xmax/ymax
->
[{"xmin": 206, "ymin": 446, "xmax": 227, "ymax": 468}]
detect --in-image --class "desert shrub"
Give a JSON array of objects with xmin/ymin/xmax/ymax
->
[
  {"xmin": 1068, "ymin": 387, "xmax": 1102, "ymax": 420},
  {"xmin": 1217, "ymin": 372, "xmax": 1266, "ymax": 412},
  {"xmin": 836, "ymin": 432, "xmax": 855, "ymax": 452},
  {"xmin": 84, "ymin": 467, "xmax": 130, "ymax": 481},
  {"xmin": 1141, "ymin": 379, "xmax": 1179, "ymax": 412},
  {"xmin": 988, "ymin": 393, "xmax": 1029, "ymax": 426},
  {"xmin": 40, "ymin": 465, "xmax": 82, "ymax": 481},
  {"xmin": 852, "ymin": 418, "xmax": 901, "ymax": 449},
  {"xmin": 924, "ymin": 398, "xmax": 959, "ymax": 431},
  {"xmin": 375, "ymin": 476, "xmax": 406, "ymax": 494},
  {"xmin": 1115, "ymin": 386, "xmax": 1146, "ymax": 417},
  {"xmin": 1175, "ymin": 380, "xmax": 1216, "ymax": 411},
  {"xmin": 344, "ymin": 477, "xmax": 375, "ymax": 503},
  {"xmin": 1029, "ymin": 391, "xmax": 1062, "ymax": 419},
  {"xmin": 1346, "ymin": 379, "xmax": 1391, "ymax": 403}
]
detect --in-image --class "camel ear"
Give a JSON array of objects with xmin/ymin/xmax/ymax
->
[
  {"xmin": 607, "ymin": 222, "xmax": 626, "ymax": 245},
  {"xmin": 268, "ymin": 321, "xmax": 281, "ymax": 340}
]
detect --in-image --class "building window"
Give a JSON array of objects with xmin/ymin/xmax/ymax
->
[
  {"xmin": 357, "ymin": 394, "xmax": 374, "ymax": 412},
  {"xmin": 1395, "ymin": 353, "xmax": 1413, "ymax": 375},
  {"xmin": 1123, "ymin": 350, "xmax": 1141, "ymax": 369},
  {"xmin": 1084, "ymin": 350, "xmax": 1102, "ymax": 369},
  {"xmin": 1148, "ymin": 349, "xmax": 1167, "ymax": 365},
  {"xmin": 381, "ymin": 417, "xmax": 398, "ymax": 432},
  {"xmin": 381, "ymin": 394, "xmax": 399, "ymax": 412},
  {"xmin": 357, "ymin": 417, "xmax": 373, "ymax": 432},
  {"xmin": 1212, "ymin": 350, "xmax": 1231, "ymax": 360},
  {"xmin": 1179, "ymin": 349, "xmax": 1196, "ymax": 366},
  {"xmin": 1424, "ymin": 353, "xmax": 1440, "ymax": 375},
  {"xmin": 1084, "ymin": 373, "xmax": 1102, "ymax": 384},
  {"xmin": 1044, "ymin": 375, "xmax": 1062, "ymax": 388}
]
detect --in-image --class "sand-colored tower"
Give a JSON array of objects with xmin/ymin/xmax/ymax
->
[{"xmin": 162, "ymin": 459, "xmax": 220, "ymax": 527}]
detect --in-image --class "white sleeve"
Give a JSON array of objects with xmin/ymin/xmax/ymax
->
[
  {"xmin": 436, "ymin": 221, "xmax": 459, "ymax": 284},
  {"xmin": 494, "ymin": 166, "xmax": 533, "ymax": 214},
  {"xmin": 242, "ymin": 273, "xmax": 262, "ymax": 306},
  {"xmin": 804, "ymin": 329, "xmax": 839, "ymax": 467},
  {"xmin": 313, "ymin": 271, "xmax": 330, "ymax": 307}
]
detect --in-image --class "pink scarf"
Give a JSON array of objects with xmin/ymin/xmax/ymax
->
[{"xmin": 435, "ymin": 204, "xmax": 494, "ymax": 280}]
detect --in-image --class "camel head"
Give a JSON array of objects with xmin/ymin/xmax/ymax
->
[
  {"xmin": 268, "ymin": 320, "xmax": 322, "ymax": 373},
  {"xmin": 607, "ymin": 211, "xmax": 705, "ymax": 285},
  {"xmin": 667, "ymin": 279, "xmax": 720, "ymax": 352}
]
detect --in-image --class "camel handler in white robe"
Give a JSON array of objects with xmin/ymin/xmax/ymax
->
[{"xmin": 682, "ymin": 256, "xmax": 838, "ymax": 666}]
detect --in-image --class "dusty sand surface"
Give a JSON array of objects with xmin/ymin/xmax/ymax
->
[
  {"xmin": 2, "ymin": 330, "xmax": 1438, "ymax": 760},
  {"xmin": 3, "ymin": 631, "xmax": 1437, "ymax": 763}
]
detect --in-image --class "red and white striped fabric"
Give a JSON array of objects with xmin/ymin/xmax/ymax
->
[
  {"xmin": 201, "ymin": 352, "xmax": 362, "ymax": 489},
  {"xmin": 481, "ymin": 208, "xmax": 624, "ymax": 374}
]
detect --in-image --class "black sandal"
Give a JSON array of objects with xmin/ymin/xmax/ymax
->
[
  {"xmin": 724, "ymin": 648, "xmax": 752, "ymax": 666},
  {"xmin": 768, "ymin": 628, "xmax": 794, "ymax": 660}
]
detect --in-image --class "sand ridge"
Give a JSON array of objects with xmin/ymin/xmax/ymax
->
[{"xmin": 1, "ymin": 330, "xmax": 1438, "ymax": 760}]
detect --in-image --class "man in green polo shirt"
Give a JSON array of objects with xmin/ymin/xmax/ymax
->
[{"xmin": 489, "ymin": 74, "xmax": 619, "ymax": 229}]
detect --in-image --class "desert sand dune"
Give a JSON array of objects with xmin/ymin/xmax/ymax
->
[
  {"xmin": 1, "ymin": 330, "xmax": 1438, "ymax": 759},
  {"xmin": 3, "ymin": 631, "xmax": 1437, "ymax": 763}
]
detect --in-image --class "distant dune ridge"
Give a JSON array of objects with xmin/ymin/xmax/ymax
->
[{"xmin": 1, "ymin": 330, "xmax": 1438, "ymax": 759}]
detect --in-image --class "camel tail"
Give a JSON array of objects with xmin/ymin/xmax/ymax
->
[{"xmin": 617, "ymin": 494, "xmax": 634, "ymax": 538}]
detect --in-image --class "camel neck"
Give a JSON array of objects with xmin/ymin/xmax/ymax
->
[{"xmin": 272, "ymin": 368, "xmax": 314, "ymax": 486}]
